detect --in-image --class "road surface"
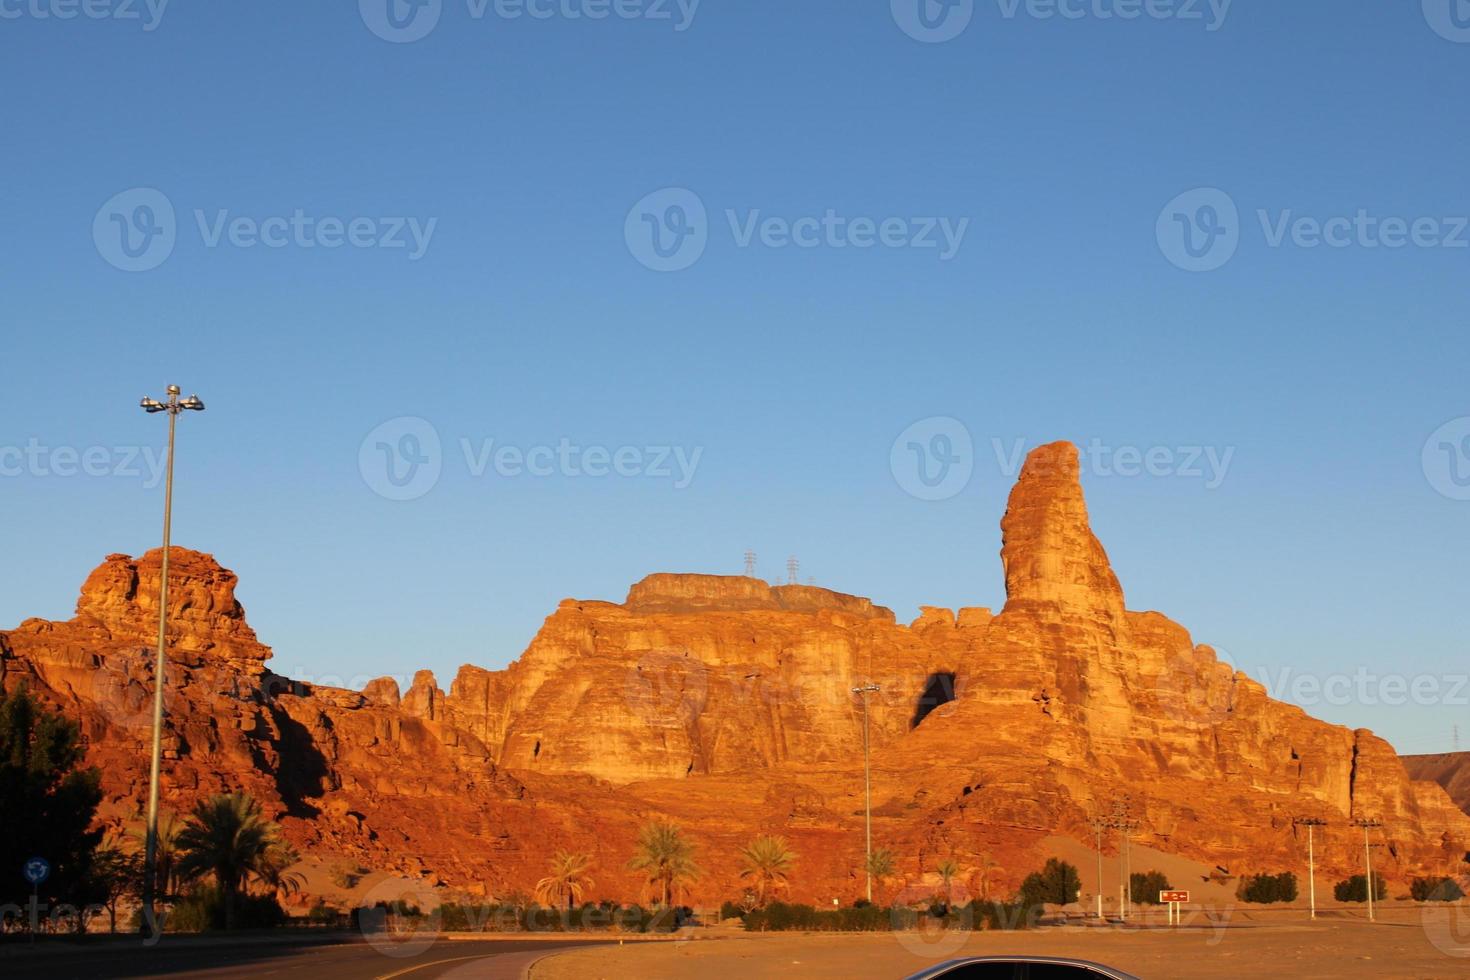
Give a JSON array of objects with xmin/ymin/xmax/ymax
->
[{"xmin": 0, "ymin": 935, "xmax": 609, "ymax": 980}]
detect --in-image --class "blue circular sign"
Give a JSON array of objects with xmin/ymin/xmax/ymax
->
[{"xmin": 23, "ymin": 857, "xmax": 49, "ymax": 885}]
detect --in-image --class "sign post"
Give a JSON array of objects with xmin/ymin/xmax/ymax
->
[
  {"xmin": 23, "ymin": 857, "xmax": 50, "ymax": 941},
  {"xmin": 1160, "ymin": 890, "xmax": 1190, "ymax": 926}
]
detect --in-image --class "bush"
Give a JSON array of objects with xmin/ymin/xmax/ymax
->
[
  {"xmin": 1237, "ymin": 872, "xmax": 1299, "ymax": 904},
  {"xmin": 1410, "ymin": 877, "xmax": 1466, "ymax": 902},
  {"xmin": 1129, "ymin": 870, "xmax": 1172, "ymax": 905},
  {"xmin": 1019, "ymin": 858, "xmax": 1081, "ymax": 906},
  {"xmin": 1333, "ymin": 874, "xmax": 1387, "ymax": 903},
  {"xmin": 739, "ymin": 901, "xmax": 1037, "ymax": 933},
  {"xmin": 166, "ymin": 884, "xmax": 285, "ymax": 932}
]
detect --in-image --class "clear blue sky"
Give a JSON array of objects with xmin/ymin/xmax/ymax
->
[{"xmin": 2, "ymin": 2, "xmax": 1467, "ymax": 753}]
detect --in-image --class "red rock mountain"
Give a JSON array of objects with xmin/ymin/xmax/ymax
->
[
  {"xmin": 4, "ymin": 442, "xmax": 1467, "ymax": 905},
  {"xmin": 1402, "ymin": 753, "xmax": 1470, "ymax": 818}
]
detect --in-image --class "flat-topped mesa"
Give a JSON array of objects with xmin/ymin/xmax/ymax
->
[
  {"xmin": 72, "ymin": 548, "xmax": 271, "ymax": 667},
  {"xmin": 624, "ymin": 573, "xmax": 895, "ymax": 621},
  {"xmin": 1000, "ymin": 442, "xmax": 1126, "ymax": 627}
]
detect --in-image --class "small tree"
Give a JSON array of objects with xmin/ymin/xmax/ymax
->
[
  {"xmin": 174, "ymin": 792, "xmax": 287, "ymax": 930},
  {"xmin": 935, "ymin": 858, "xmax": 961, "ymax": 910},
  {"xmin": 534, "ymin": 851, "xmax": 595, "ymax": 911},
  {"xmin": 974, "ymin": 851, "xmax": 1001, "ymax": 903},
  {"xmin": 1333, "ymin": 873, "xmax": 1387, "ymax": 903},
  {"xmin": 0, "ymin": 686, "xmax": 104, "ymax": 925},
  {"xmin": 1237, "ymin": 872, "xmax": 1298, "ymax": 904},
  {"xmin": 628, "ymin": 821, "xmax": 699, "ymax": 908},
  {"xmin": 738, "ymin": 836, "xmax": 796, "ymax": 907},
  {"xmin": 90, "ymin": 844, "xmax": 143, "ymax": 933},
  {"xmin": 864, "ymin": 848, "xmax": 896, "ymax": 899},
  {"xmin": 1020, "ymin": 858, "xmax": 1081, "ymax": 906},
  {"xmin": 1129, "ymin": 870, "xmax": 1171, "ymax": 905},
  {"xmin": 1410, "ymin": 877, "xmax": 1466, "ymax": 902}
]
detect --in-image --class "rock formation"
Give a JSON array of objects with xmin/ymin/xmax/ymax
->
[
  {"xmin": 1403, "ymin": 753, "xmax": 1470, "ymax": 817},
  {"xmin": 4, "ymin": 441, "xmax": 1467, "ymax": 906}
]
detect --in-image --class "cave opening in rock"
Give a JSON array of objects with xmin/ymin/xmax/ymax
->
[
  {"xmin": 911, "ymin": 671, "xmax": 957, "ymax": 729},
  {"xmin": 533, "ymin": 739, "xmax": 541, "ymax": 759}
]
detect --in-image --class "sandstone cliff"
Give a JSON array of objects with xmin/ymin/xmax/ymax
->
[
  {"xmin": 3, "ymin": 441, "xmax": 1466, "ymax": 905},
  {"xmin": 1403, "ymin": 753, "xmax": 1470, "ymax": 817}
]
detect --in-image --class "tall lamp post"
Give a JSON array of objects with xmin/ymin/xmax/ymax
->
[
  {"xmin": 1353, "ymin": 818, "xmax": 1383, "ymax": 922},
  {"xmin": 852, "ymin": 682, "xmax": 880, "ymax": 903},
  {"xmin": 1295, "ymin": 817, "xmax": 1327, "ymax": 920},
  {"xmin": 138, "ymin": 385, "xmax": 204, "ymax": 931}
]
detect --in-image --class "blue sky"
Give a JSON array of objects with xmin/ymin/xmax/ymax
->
[{"xmin": 1, "ymin": 1, "xmax": 1467, "ymax": 753}]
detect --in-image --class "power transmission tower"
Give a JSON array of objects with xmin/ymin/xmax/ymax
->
[
  {"xmin": 787, "ymin": 556, "xmax": 799, "ymax": 585},
  {"xmin": 744, "ymin": 550, "xmax": 757, "ymax": 577}
]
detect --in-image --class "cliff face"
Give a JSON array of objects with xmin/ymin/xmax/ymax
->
[
  {"xmin": 4, "ymin": 441, "xmax": 1467, "ymax": 905},
  {"xmin": 1403, "ymin": 753, "xmax": 1470, "ymax": 817}
]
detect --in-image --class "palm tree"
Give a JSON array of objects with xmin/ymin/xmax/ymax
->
[
  {"xmin": 130, "ymin": 810, "xmax": 182, "ymax": 898},
  {"xmin": 534, "ymin": 851, "xmax": 595, "ymax": 911},
  {"xmin": 975, "ymin": 852, "xmax": 1001, "ymax": 903},
  {"xmin": 627, "ymin": 821, "xmax": 700, "ymax": 908},
  {"xmin": 935, "ymin": 858, "xmax": 960, "ymax": 909},
  {"xmin": 865, "ymin": 848, "xmax": 896, "ymax": 902},
  {"xmin": 174, "ymin": 792, "xmax": 280, "ymax": 929},
  {"xmin": 738, "ymin": 835, "xmax": 796, "ymax": 907},
  {"xmin": 253, "ymin": 840, "xmax": 306, "ymax": 899}
]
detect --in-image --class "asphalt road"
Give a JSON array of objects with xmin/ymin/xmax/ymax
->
[{"xmin": 0, "ymin": 936, "xmax": 610, "ymax": 980}]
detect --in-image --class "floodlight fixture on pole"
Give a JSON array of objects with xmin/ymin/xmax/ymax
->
[
  {"xmin": 852, "ymin": 682, "xmax": 881, "ymax": 903},
  {"xmin": 137, "ymin": 384, "xmax": 205, "ymax": 933}
]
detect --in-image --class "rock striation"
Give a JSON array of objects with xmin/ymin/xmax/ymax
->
[{"xmin": 3, "ymin": 441, "xmax": 1467, "ymax": 905}]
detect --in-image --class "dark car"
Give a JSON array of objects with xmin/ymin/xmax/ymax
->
[{"xmin": 905, "ymin": 956, "xmax": 1141, "ymax": 980}]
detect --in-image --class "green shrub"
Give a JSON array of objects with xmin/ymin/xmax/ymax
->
[
  {"xmin": 739, "ymin": 901, "xmax": 1036, "ymax": 933},
  {"xmin": 1019, "ymin": 858, "xmax": 1081, "ymax": 906},
  {"xmin": 1410, "ymin": 877, "xmax": 1466, "ymax": 902},
  {"xmin": 1333, "ymin": 873, "xmax": 1386, "ymax": 903},
  {"xmin": 1129, "ymin": 870, "xmax": 1172, "ymax": 905},
  {"xmin": 1237, "ymin": 872, "xmax": 1299, "ymax": 904},
  {"xmin": 166, "ymin": 884, "xmax": 285, "ymax": 931}
]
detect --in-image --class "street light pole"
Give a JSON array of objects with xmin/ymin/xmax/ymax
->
[
  {"xmin": 1354, "ymin": 818, "xmax": 1383, "ymax": 922},
  {"xmin": 138, "ymin": 386, "xmax": 204, "ymax": 932},
  {"xmin": 1090, "ymin": 815, "xmax": 1107, "ymax": 920},
  {"xmin": 1295, "ymin": 817, "xmax": 1327, "ymax": 920},
  {"xmin": 852, "ymin": 682, "xmax": 880, "ymax": 903}
]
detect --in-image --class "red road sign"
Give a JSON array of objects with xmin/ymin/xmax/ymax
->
[{"xmin": 1160, "ymin": 890, "xmax": 1190, "ymax": 903}]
